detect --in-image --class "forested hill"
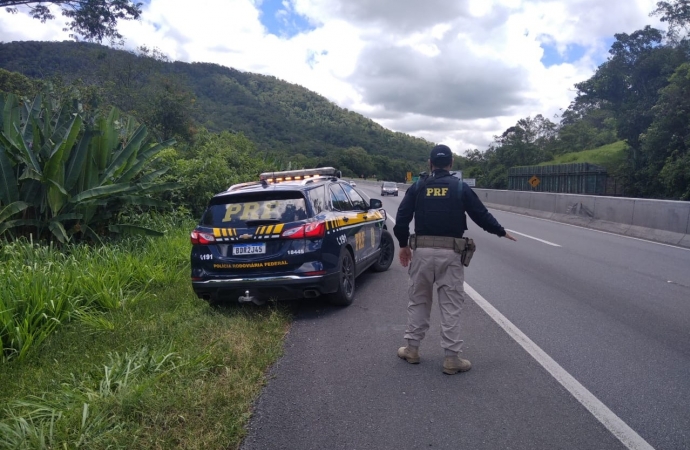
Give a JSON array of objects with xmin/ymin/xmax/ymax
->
[{"xmin": 0, "ymin": 41, "xmax": 433, "ymax": 176}]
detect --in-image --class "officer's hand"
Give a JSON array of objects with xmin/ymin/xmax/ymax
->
[
  {"xmin": 503, "ymin": 231, "xmax": 517, "ymax": 241},
  {"xmin": 399, "ymin": 246, "xmax": 412, "ymax": 267}
]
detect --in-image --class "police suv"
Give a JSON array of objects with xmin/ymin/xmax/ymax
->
[{"xmin": 190, "ymin": 167, "xmax": 395, "ymax": 306}]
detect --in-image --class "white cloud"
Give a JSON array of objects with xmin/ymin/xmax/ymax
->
[{"xmin": 0, "ymin": 0, "xmax": 664, "ymax": 154}]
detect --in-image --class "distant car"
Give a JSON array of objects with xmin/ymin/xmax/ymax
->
[
  {"xmin": 349, "ymin": 180, "xmax": 357, "ymax": 187},
  {"xmin": 190, "ymin": 167, "xmax": 395, "ymax": 307},
  {"xmin": 381, "ymin": 181, "xmax": 398, "ymax": 196}
]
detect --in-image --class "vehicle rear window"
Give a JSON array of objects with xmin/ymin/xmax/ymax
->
[
  {"xmin": 383, "ymin": 182, "xmax": 396, "ymax": 187},
  {"xmin": 202, "ymin": 192, "xmax": 309, "ymax": 227},
  {"xmin": 306, "ymin": 185, "xmax": 328, "ymax": 214}
]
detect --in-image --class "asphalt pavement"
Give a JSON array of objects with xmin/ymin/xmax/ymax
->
[{"xmin": 240, "ymin": 183, "xmax": 690, "ymax": 450}]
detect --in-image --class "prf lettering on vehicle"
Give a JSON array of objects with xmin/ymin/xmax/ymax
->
[{"xmin": 426, "ymin": 187, "xmax": 449, "ymax": 197}]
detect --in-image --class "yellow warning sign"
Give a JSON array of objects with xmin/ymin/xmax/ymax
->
[
  {"xmin": 406, "ymin": 171, "xmax": 412, "ymax": 182},
  {"xmin": 528, "ymin": 175, "xmax": 540, "ymax": 188}
]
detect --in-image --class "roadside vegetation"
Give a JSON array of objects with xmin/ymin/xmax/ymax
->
[
  {"xmin": 0, "ymin": 88, "xmax": 290, "ymax": 448},
  {"xmin": 538, "ymin": 141, "xmax": 627, "ymax": 170},
  {"xmin": 3, "ymin": 1, "xmax": 690, "ymax": 445},
  {"xmin": 0, "ymin": 220, "xmax": 290, "ymax": 449}
]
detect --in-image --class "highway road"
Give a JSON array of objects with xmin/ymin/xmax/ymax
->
[{"xmin": 241, "ymin": 182, "xmax": 690, "ymax": 450}]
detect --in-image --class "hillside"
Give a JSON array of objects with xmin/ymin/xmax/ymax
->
[
  {"xmin": 538, "ymin": 141, "xmax": 627, "ymax": 172},
  {"xmin": 0, "ymin": 41, "xmax": 432, "ymax": 173}
]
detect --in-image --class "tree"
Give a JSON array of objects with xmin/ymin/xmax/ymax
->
[
  {"xmin": 640, "ymin": 62, "xmax": 690, "ymax": 198},
  {"xmin": 492, "ymin": 115, "xmax": 557, "ymax": 168},
  {"xmin": 1, "ymin": 0, "xmax": 142, "ymax": 43},
  {"xmin": 0, "ymin": 68, "xmax": 40, "ymax": 97},
  {"xmin": 574, "ymin": 26, "xmax": 688, "ymax": 195},
  {"xmin": 651, "ymin": 0, "xmax": 690, "ymax": 43}
]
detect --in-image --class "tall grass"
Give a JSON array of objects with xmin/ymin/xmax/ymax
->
[
  {"xmin": 0, "ymin": 215, "xmax": 196, "ymax": 362},
  {"xmin": 0, "ymin": 213, "xmax": 291, "ymax": 448}
]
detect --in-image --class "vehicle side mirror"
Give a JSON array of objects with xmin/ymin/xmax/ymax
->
[{"xmin": 369, "ymin": 199, "xmax": 383, "ymax": 209}]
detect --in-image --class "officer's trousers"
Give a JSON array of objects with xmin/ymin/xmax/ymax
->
[{"xmin": 404, "ymin": 247, "xmax": 465, "ymax": 353}]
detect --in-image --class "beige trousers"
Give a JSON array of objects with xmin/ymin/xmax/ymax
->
[{"xmin": 404, "ymin": 247, "xmax": 465, "ymax": 353}]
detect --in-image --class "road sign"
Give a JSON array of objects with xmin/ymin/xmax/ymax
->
[
  {"xmin": 464, "ymin": 178, "xmax": 476, "ymax": 187},
  {"xmin": 406, "ymin": 171, "xmax": 412, "ymax": 182},
  {"xmin": 528, "ymin": 175, "xmax": 540, "ymax": 188}
]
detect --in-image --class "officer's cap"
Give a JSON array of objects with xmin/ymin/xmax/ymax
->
[{"xmin": 430, "ymin": 144, "xmax": 453, "ymax": 167}]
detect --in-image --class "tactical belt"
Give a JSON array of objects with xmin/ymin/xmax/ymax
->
[
  {"xmin": 409, "ymin": 234, "xmax": 476, "ymax": 267},
  {"xmin": 410, "ymin": 235, "xmax": 457, "ymax": 250}
]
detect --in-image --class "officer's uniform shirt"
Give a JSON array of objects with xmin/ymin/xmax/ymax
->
[{"xmin": 393, "ymin": 169, "xmax": 506, "ymax": 248}]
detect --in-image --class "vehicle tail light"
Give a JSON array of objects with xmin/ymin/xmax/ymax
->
[
  {"xmin": 190, "ymin": 230, "xmax": 216, "ymax": 245},
  {"xmin": 304, "ymin": 270, "xmax": 326, "ymax": 276},
  {"xmin": 281, "ymin": 221, "xmax": 326, "ymax": 239}
]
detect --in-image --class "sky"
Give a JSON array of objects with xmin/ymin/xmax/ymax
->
[{"xmin": 0, "ymin": 0, "xmax": 665, "ymax": 155}]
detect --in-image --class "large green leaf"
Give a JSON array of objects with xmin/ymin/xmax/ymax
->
[
  {"xmin": 70, "ymin": 183, "xmax": 132, "ymax": 203},
  {"xmin": 2, "ymin": 94, "xmax": 20, "ymax": 140},
  {"xmin": 94, "ymin": 108, "xmax": 120, "ymax": 172},
  {"xmin": 0, "ymin": 147, "xmax": 19, "ymax": 204},
  {"xmin": 0, "ymin": 218, "xmax": 29, "ymax": 235},
  {"xmin": 48, "ymin": 220, "xmax": 69, "ymax": 243},
  {"xmin": 101, "ymin": 124, "xmax": 147, "ymax": 183},
  {"xmin": 117, "ymin": 138, "xmax": 175, "ymax": 183},
  {"xmin": 44, "ymin": 178, "xmax": 69, "ymax": 197},
  {"xmin": 45, "ymin": 114, "xmax": 82, "ymax": 216},
  {"xmin": 64, "ymin": 129, "xmax": 95, "ymax": 192},
  {"xmin": 0, "ymin": 201, "xmax": 29, "ymax": 222},
  {"xmin": 12, "ymin": 123, "xmax": 41, "ymax": 176},
  {"xmin": 137, "ymin": 168, "xmax": 169, "ymax": 184}
]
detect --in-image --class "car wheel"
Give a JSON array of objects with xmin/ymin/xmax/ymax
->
[
  {"xmin": 395, "ymin": 193, "xmax": 398, "ymax": 196},
  {"xmin": 370, "ymin": 230, "xmax": 394, "ymax": 272},
  {"xmin": 329, "ymin": 247, "xmax": 356, "ymax": 306}
]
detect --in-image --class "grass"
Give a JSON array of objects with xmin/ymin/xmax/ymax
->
[
  {"xmin": 0, "ymin": 217, "xmax": 291, "ymax": 449},
  {"xmin": 539, "ymin": 141, "xmax": 628, "ymax": 170}
]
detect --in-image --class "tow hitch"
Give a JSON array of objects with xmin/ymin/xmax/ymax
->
[{"xmin": 238, "ymin": 290, "xmax": 265, "ymax": 306}]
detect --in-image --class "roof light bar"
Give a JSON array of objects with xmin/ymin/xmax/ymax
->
[{"xmin": 260, "ymin": 167, "xmax": 340, "ymax": 184}]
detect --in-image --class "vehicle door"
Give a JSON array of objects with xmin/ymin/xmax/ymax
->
[
  {"xmin": 340, "ymin": 182, "xmax": 381, "ymax": 263},
  {"xmin": 329, "ymin": 183, "xmax": 367, "ymax": 263}
]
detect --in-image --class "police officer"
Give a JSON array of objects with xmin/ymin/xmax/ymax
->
[{"xmin": 394, "ymin": 144, "xmax": 516, "ymax": 374}]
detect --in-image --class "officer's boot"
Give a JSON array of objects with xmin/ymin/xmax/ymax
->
[
  {"xmin": 397, "ymin": 343, "xmax": 420, "ymax": 364},
  {"xmin": 443, "ymin": 353, "xmax": 471, "ymax": 375}
]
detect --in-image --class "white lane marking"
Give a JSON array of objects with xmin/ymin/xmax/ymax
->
[
  {"xmin": 505, "ymin": 229, "xmax": 561, "ymax": 247},
  {"xmin": 464, "ymin": 282, "xmax": 655, "ymax": 450},
  {"xmin": 493, "ymin": 209, "xmax": 690, "ymax": 252}
]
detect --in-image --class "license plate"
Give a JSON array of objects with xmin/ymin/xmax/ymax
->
[{"xmin": 232, "ymin": 243, "xmax": 266, "ymax": 255}]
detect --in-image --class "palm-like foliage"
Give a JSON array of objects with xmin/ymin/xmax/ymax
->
[{"xmin": 0, "ymin": 92, "xmax": 177, "ymax": 242}]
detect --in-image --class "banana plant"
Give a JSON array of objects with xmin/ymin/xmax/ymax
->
[{"xmin": 0, "ymin": 91, "xmax": 178, "ymax": 243}]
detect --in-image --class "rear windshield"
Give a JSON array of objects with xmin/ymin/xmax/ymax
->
[
  {"xmin": 202, "ymin": 192, "xmax": 309, "ymax": 227},
  {"xmin": 383, "ymin": 182, "xmax": 396, "ymax": 187}
]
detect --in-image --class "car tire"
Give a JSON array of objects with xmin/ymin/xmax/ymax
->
[
  {"xmin": 328, "ymin": 247, "xmax": 356, "ymax": 306},
  {"xmin": 395, "ymin": 193, "xmax": 398, "ymax": 196},
  {"xmin": 370, "ymin": 230, "xmax": 394, "ymax": 272}
]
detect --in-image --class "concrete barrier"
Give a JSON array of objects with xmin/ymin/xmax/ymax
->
[
  {"xmin": 474, "ymin": 189, "xmax": 690, "ymax": 248},
  {"xmin": 358, "ymin": 180, "xmax": 690, "ymax": 247}
]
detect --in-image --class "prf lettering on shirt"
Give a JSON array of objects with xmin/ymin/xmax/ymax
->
[{"xmin": 426, "ymin": 187, "xmax": 449, "ymax": 197}]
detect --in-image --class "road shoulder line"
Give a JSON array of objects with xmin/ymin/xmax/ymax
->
[{"xmin": 464, "ymin": 282, "xmax": 654, "ymax": 450}]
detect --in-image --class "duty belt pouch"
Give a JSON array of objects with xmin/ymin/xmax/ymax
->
[
  {"xmin": 454, "ymin": 237, "xmax": 476, "ymax": 267},
  {"xmin": 409, "ymin": 234, "xmax": 417, "ymax": 250}
]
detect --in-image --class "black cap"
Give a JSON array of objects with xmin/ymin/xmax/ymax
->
[{"xmin": 430, "ymin": 144, "xmax": 453, "ymax": 167}]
